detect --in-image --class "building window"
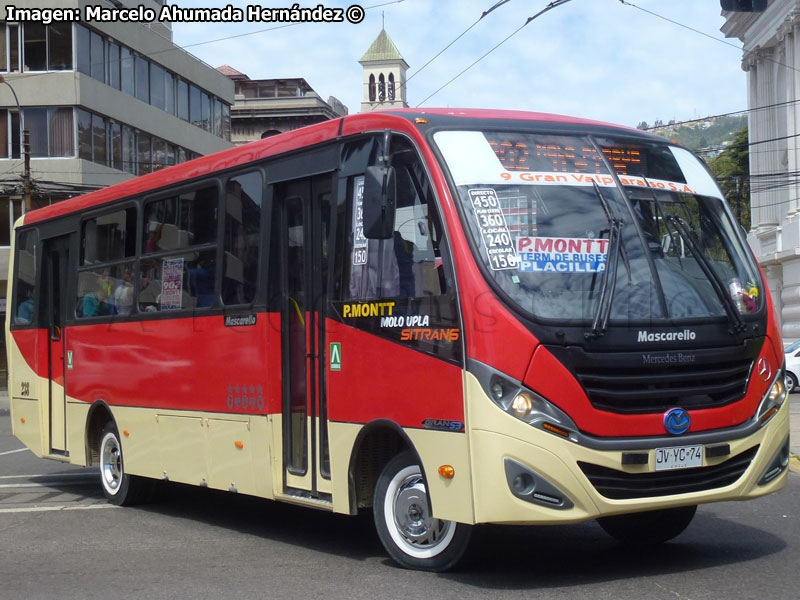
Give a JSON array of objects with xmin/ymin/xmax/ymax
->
[
  {"xmin": 165, "ymin": 70, "xmax": 175, "ymax": 115},
  {"xmin": 152, "ymin": 137, "xmax": 167, "ymax": 171},
  {"xmin": 135, "ymin": 55, "xmax": 149, "ymax": 103},
  {"xmin": 110, "ymin": 122, "xmax": 121, "ymax": 169},
  {"xmin": 77, "ymin": 109, "xmax": 92, "ymax": 161},
  {"xmin": 222, "ymin": 103, "xmax": 231, "ymax": 141},
  {"xmin": 48, "ymin": 23, "xmax": 72, "ymax": 70},
  {"xmin": 150, "ymin": 62, "xmax": 165, "ymax": 111},
  {"xmin": 214, "ymin": 100, "xmax": 223, "ymax": 137},
  {"xmin": 388, "ymin": 73, "xmax": 395, "ymax": 101},
  {"xmin": 1, "ymin": 198, "xmax": 23, "ymax": 248},
  {"xmin": 76, "ymin": 24, "xmax": 90, "ymax": 75},
  {"xmin": 92, "ymin": 114, "xmax": 107, "ymax": 165},
  {"xmin": 23, "ymin": 108, "xmax": 48, "ymax": 157},
  {"xmin": 189, "ymin": 84, "xmax": 201, "ymax": 127},
  {"xmin": 177, "ymin": 78, "xmax": 189, "ymax": 121},
  {"xmin": 90, "ymin": 30, "xmax": 105, "ymax": 82},
  {"xmin": 200, "ymin": 91, "xmax": 210, "ymax": 132},
  {"xmin": 107, "ymin": 41, "xmax": 121, "ymax": 89},
  {"xmin": 0, "ymin": 26, "xmax": 6, "ymax": 72},
  {"xmin": 138, "ymin": 132, "xmax": 152, "ymax": 174},
  {"xmin": 22, "ymin": 23, "xmax": 47, "ymax": 71},
  {"xmin": 9, "ymin": 25, "xmax": 20, "ymax": 72},
  {"xmin": 121, "ymin": 46, "xmax": 134, "ymax": 96},
  {"xmin": 369, "ymin": 74, "xmax": 376, "ymax": 101},
  {"xmin": 49, "ymin": 107, "xmax": 74, "ymax": 157},
  {"xmin": 378, "ymin": 74, "xmax": 386, "ymax": 102},
  {"xmin": 0, "ymin": 109, "xmax": 9, "ymax": 158},
  {"xmin": 122, "ymin": 126, "xmax": 136, "ymax": 174}
]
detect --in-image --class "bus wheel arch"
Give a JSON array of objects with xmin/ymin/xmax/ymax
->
[
  {"xmin": 347, "ymin": 420, "xmax": 419, "ymax": 513},
  {"xmin": 85, "ymin": 400, "xmax": 115, "ymax": 467},
  {"xmin": 85, "ymin": 401, "xmax": 152, "ymax": 506}
]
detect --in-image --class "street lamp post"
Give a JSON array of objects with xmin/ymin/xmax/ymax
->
[{"xmin": 0, "ymin": 74, "xmax": 32, "ymax": 212}]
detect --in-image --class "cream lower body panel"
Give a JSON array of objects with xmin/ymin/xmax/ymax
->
[{"xmin": 467, "ymin": 373, "xmax": 790, "ymax": 525}]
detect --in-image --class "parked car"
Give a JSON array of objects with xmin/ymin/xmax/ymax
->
[{"xmin": 784, "ymin": 340, "xmax": 800, "ymax": 393}]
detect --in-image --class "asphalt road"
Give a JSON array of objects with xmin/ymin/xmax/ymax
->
[{"xmin": 1, "ymin": 401, "xmax": 798, "ymax": 600}]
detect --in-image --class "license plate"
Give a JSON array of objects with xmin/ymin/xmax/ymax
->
[{"xmin": 654, "ymin": 445, "xmax": 703, "ymax": 471}]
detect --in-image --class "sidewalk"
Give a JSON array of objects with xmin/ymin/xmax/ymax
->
[{"xmin": 0, "ymin": 388, "xmax": 797, "ymax": 463}]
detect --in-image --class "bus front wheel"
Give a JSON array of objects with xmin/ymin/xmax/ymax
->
[
  {"xmin": 597, "ymin": 505, "xmax": 697, "ymax": 545},
  {"xmin": 373, "ymin": 451, "xmax": 471, "ymax": 571},
  {"xmin": 99, "ymin": 422, "xmax": 151, "ymax": 506}
]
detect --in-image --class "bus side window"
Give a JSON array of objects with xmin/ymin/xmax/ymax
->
[
  {"xmin": 345, "ymin": 137, "xmax": 450, "ymax": 301},
  {"xmin": 12, "ymin": 229, "xmax": 39, "ymax": 326},
  {"xmin": 222, "ymin": 171, "xmax": 262, "ymax": 305},
  {"xmin": 77, "ymin": 207, "xmax": 136, "ymax": 318},
  {"xmin": 139, "ymin": 185, "xmax": 219, "ymax": 312}
]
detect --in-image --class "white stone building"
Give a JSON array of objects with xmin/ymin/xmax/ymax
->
[{"xmin": 722, "ymin": 0, "xmax": 800, "ymax": 342}]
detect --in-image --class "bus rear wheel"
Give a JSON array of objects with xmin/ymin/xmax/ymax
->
[
  {"xmin": 598, "ymin": 505, "xmax": 697, "ymax": 545},
  {"xmin": 99, "ymin": 422, "xmax": 151, "ymax": 506},
  {"xmin": 373, "ymin": 451, "xmax": 471, "ymax": 571}
]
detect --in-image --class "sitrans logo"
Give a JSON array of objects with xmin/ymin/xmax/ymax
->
[{"xmin": 637, "ymin": 329, "xmax": 697, "ymax": 343}]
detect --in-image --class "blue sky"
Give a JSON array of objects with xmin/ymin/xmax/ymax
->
[{"xmin": 171, "ymin": 0, "xmax": 746, "ymax": 127}]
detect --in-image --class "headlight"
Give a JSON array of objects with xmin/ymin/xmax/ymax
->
[
  {"xmin": 767, "ymin": 376, "xmax": 786, "ymax": 405},
  {"xmin": 485, "ymin": 372, "xmax": 579, "ymax": 442},
  {"xmin": 757, "ymin": 365, "xmax": 787, "ymax": 425}
]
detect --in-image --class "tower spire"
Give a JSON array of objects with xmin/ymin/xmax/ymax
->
[{"xmin": 358, "ymin": 28, "xmax": 409, "ymax": 112}]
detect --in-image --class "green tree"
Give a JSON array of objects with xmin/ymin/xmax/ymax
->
[{"xmin": 708, "ymin": 127, "xmax": 750, "ymax": 231}]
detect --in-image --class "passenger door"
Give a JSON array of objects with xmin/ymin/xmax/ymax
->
[
  {"xmin": 276, "ymin": 174, "xmax": 334, "ymax": 499},
  {"xmin": 41, "ymin": 234, "xmax": 72, "ymax": 455}
]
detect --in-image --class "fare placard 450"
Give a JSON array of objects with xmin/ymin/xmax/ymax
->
[{"xmin": 468, "ymin": 188, "xmax": 517, "ymax": 270}]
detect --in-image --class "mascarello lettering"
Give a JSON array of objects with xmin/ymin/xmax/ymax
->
[{"xmin": 636, "ymin": 329, "xmax": 697, "ymax": 343}]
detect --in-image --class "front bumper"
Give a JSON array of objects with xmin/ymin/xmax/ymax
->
[{"xmin": 465, "ymin": 373, "xmax": 790, "ymax": 525}]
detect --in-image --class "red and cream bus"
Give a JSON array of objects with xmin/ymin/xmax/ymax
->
[{"xmin": 6, "ymin": 108, "xmax": 790, "ymax": 571}]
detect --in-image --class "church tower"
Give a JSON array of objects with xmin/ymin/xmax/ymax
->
[{"xmin": 359, "ymin": 28, "xmax": 409, "ymax": 112}]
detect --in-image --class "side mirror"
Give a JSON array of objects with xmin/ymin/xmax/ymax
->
[{"xmin": 363, "ymin": 165, "xmax": 396, "ymax": 239}]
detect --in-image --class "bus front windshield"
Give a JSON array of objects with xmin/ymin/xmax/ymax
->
[{"xmin": 434, "ymin": 130, "xmax": 762, "ymax": 326}]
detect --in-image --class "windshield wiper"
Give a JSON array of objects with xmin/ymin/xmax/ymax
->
[
  {"xmin": 586, "ymin": 181, "xmax": 624, "ymax": 340},
  {"xmin": 665, "ymin": 215, "xmax": 746, "ymax": 334}
]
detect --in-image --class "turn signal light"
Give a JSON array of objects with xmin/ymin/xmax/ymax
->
[
  {"xmin": 234, "ymin": 441, "xmax": 244, "ymax": 449},
  {"xmin": 438, "ymin": 465, "xmax": 455, "ymax": 479},
  {"xmin": 20, "ymin": 417, "xmax": 26, "ymax": 424},
  {"xmin": 542, "ymin": 422, "xmax": 570, "ymax": 438},
  {"xmin": 415, "ymin": 118, "xmax": 429, "ymax": 124},
  {"xmin": 123, "ymin": 429, "xmax": 130, "ymax": 437},
  {"xmin": 760, "ymin": 406, "xmax": 778, "ymax": 423}
]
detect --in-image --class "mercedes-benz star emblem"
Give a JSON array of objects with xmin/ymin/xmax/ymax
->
[{"xmin": 757, "ymin": 357, "xmax": 772, "ymax": 382}]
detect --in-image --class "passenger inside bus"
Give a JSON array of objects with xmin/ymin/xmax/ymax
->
[
  {"xmin": 15, "ymin": 292, "xmax": 34, "ymax": 325},
  {"xmin": 81, "ymin": 274, "xmax": 114, "ymax": 317}
]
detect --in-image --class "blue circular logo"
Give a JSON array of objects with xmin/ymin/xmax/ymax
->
[{"xmin": 663, "ymin": 408, "xmax": 691, "ymax": 435}]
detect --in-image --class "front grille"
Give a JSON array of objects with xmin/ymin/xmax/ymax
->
[
  {"xmin": 578, "ymin": 445, "xmax": 758, "ymax": 500},
  {"xmin": 575, "ymin": 358, "xmax": 753, "ymax": 413}
]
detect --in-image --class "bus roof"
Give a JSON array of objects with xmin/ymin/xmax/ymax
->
[{"xmin": 22, "ymin": 108, "xmax": 644, "ymax": 226}]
